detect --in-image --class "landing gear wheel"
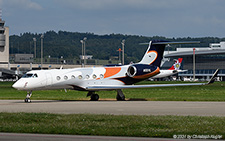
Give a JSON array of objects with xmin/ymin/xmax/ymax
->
[
  {"xmin": 24, "ymin": 98, "xmax": 31, "ymax": 103},
  {"xmin": 90, "ymin": 94, "xmax": 99, "ymax": 101},
  {"xmin": 116, "ymin": 94, "xmax": 125, "ymax": 101},
  {"xmin": 116, "ymin": 89, "xmax": 125, "ymax": 101},
  {"xmin": 24, "ymin": 91, "xmax": 32, "ymax": 103}
]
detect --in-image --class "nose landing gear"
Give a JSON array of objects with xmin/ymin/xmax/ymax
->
[{"xmin": 25, "ymin": 91, "xmax": 32, "ymax": 103}]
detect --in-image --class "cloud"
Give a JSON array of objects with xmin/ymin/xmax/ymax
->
[
  {"xmin": 3, "ymin": 0, "xmax": 225, "ymax": 37},
  {"xmin": 1, "ymin": 0, "xmax": 43, "ymax": 11},
  {"xmin": 56, "ymin": 0, "xmax": 190, "ymax": 11}
]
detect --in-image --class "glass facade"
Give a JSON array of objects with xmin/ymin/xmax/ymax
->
[{"xmin": 162, "ymin": 54, "xmax": 225, "ymax": 81}]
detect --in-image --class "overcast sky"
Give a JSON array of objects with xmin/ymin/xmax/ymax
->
[{"xmin": 0, "ymin": 0, "xmax": 225, "ymax": 37}]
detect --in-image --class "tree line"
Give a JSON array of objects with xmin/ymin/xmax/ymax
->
[{"xmin": 9, "ymin": 30, "xmax": 225, "ymax": 64}]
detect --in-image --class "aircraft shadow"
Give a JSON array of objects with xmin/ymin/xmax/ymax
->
[{"xmin": 12, "ymin": 98, "xmax": 148, "ymax": 103}]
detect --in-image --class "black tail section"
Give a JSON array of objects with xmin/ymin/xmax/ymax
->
[
  {"xmin": 139, "ymin": 40, "xmax": 200, "ymax": 67},
  {"xmin": 149, "ymin": 40, "xmax": 168, "ymax": 67},
  {"xmin": 139, "ymin": 40, "xmax": 168, "ymax": 67}
]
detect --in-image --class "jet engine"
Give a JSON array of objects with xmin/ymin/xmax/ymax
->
[{"xmin": 126, "ymin": 64, "xmax": 159, "ymax": 79}]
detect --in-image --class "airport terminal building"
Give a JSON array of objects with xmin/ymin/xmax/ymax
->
[{"xmin": 162, "ymin": 42, "xmax": 225, "ymax": 81}]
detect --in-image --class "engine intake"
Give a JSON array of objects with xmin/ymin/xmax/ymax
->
[{"xmin": 127, "ymin": 65, "xmax": 137, "ymax": 77}]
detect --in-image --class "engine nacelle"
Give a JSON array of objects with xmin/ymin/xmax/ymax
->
[{"xmin": 127, "ymin": 64, "xmax": 160, "ymax": 79}]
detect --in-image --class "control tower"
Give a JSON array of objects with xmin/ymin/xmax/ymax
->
[{"xmin": 0, "ymin": 13, "xmax": 9, "ymax": 63}]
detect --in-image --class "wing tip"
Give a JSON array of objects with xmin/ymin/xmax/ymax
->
[{"xmin": 207, "ymin": 69, "xmax": 219, "ymax": 84}]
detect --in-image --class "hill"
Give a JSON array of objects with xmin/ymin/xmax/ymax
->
[{"xmin": 9, "ymin": 31, "xmax": 225, "ymax": 64}]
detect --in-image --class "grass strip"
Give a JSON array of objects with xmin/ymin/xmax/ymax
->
[
  {"xmin": 1, "ymin": 81, "xmax": 225, "ymax": 101},
  {"xmin": 0, "ymin": 113, "xmax": 224, "ymax": 139}
]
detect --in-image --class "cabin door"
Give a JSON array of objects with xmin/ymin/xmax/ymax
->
[{"xmin": 45, "ymin": 73, "xmax": 53, "ymax": 86}]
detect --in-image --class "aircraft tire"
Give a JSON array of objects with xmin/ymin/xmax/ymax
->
[
  {"xmin": 90, "ymin": 94, "xmax": 99, "ymax": 101},
  {"xmin": 24, "ymin": 98, "xmax": 31, "ymax": 103},
  {"xmin": 116, "ymin": 94, "xmax": 125, "ymax": 101}
]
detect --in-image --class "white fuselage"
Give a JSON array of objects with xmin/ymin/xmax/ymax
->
[
  {"xmin": 12, "ymin": 41, "xmax": 189, "ymax": 92},
  {"xmin": 152, "ymin": 70, "xmax": 185, "ymax": 79},
  {"xmin": 12, "ymin": 66, "xmax": 130, "ymax": 91}
]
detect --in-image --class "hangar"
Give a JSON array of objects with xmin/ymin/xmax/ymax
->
[{"xmin": 162, "ymin": 42, "xmax": 225, "ymax": 81}]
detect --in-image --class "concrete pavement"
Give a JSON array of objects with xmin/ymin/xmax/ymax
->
[{"xmin": 0, "ymin": 100, "xmax": 224, "ymax": 116}]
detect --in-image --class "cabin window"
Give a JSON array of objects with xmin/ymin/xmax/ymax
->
[
  {"xmin": 64, "ymin": 75, "xmax": 68, "ymax": 80},
  {"xmin": 56, "ymin": 76, "xmax": 61, "ymax": 80},
  {"xmin": 100, "ymin": 74, "xmax": 104, "ymax": 79},
  {"xmin": 86, "ymin": 75, "xmax": 90, "ymax": 79},
  {"xmin": 78, "ymin": 75, "xmax": 82, "ymax": 79},
  {"xmin": 71, "ymin": 75, "xmax": 75, "ymax": 79},
  {"xmin": 92, "ymin": 74, "xmax": 97, "ymax": 79}
]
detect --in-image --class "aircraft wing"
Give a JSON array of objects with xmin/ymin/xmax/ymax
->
[
  {"xmin": 86, "ymin": 83, "xmax": 206, "ymax": 90},
  {"xmin": 86, "ymin": 69, "xmax": 219, "ymax": 91}
]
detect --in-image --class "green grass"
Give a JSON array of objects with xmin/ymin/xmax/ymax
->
[
  {"xmin": 0, "ymin": 113, "xmax": 224, "ymax": 139},
  {"xmin": 1, "ymin": 81, "xmax": 225, "ymax": 101},
  {"xmin": 1, "ymin": 82, "xmax": 225, "ymax": 139}
]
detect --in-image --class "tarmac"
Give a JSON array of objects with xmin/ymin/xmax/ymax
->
[
  {"xmin": 0, "ymin": 133, "xmax": 179, "ymax": 141},
  {"xmin": 1, "ymin": 132, "xmax": 217, "ymax": 141},
  {"xmin": 0, "ymin": 100, "xmax": 225, "ymax": 116},
  {"xmin": 0, "ymin": 100, "xmax": 224, "ymax": 141}
]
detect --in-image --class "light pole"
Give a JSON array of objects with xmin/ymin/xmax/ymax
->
[
  {"xmin": 166, "ymin": 44, "xmax": 171, "ymax": 54},
  {"xmin": 80, "ymin": 40, "xmax": 84, "ymax": 67},
  {"xmin": 40, "ymin": 34, "xmax": 44, "ymax": 69},
  {"xmin": 121, "ymin": 39, "xmax": 125, "ymax": 65},
  {"xmin": 83, "ymin": 37, "xmax": 87, "ymax": 67},
  {"xmin": 33, "ymin": 38, "xmax": 36, "ymax": 59},
  {"xmin": 80, "ymin": 40, "xmax": 84, "ymax": 55},
  {"xmin": 193, "ymin": 48, "xmax": 195, "ymax": 81},
  {"xmin": 117, "ymin": 48, "xmax": 122, "ymax": 64},
  {"xmin": 29, "ymin": 41, "xmax": 32, "ymax": 54}
]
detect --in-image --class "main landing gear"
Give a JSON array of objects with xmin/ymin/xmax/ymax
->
[
  {"xmin": 87, "ymin": 89, "xmax": 126, "ymax": 101},
  {"xmin": 87, "ymin": 91, "xmax": 99, "ymax": 101},
  {"xmin": 116, "ymin": 89, "xmax": 125, "ymax": 101},
  {"xmin": 24, "ymin": 91, "xmax": 32, "ymax": 103}
]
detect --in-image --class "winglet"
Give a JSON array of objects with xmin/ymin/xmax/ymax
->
[{"xmin": 207, "ymin": 69, "xmax": 219, "ymax": 84}]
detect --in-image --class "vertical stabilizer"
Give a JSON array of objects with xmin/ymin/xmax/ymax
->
[
  {"xmin": 138, "ymin": 40, "xmax": 199, "ymax": 67},
  {"xmin": 138, "ymin": 40, "xmax": 167, "ymax": 67},
  {"xmin": 168, "ymin": 58, "xmax": 183, "ymax": 70}
]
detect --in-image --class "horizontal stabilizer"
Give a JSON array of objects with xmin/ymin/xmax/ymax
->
[
  {"xmin": 140, "ymin": 41, "xmax": 200, "ymax": 45},
  {"xmin": 152, "ymin": 41, "xmax": 200, "ymax": 45}
]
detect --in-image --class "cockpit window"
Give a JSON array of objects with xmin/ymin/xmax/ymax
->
[
  {"xmin": 33, "ymin": 74, "xmax": 38, "ymax": 78},
  {"xmin": 22, "ymin": 73, "xmax": 33, "ymax": 78},
  {"xmin": 22, "ymin": 73, "xmax": 38, "ymax": 78}
]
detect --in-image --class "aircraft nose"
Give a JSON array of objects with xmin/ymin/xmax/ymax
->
[
  {"xmin": 12, "ymin": 81, "xmax": 25, "ymax": 90},
  {"xmin": 12, "ymin": 81, "xmax": 20, "ymax": 89}
]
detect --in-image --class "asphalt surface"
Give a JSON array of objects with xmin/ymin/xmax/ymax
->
[
  {"xmin": 0, "ymin": 133, "xmax": 160, "ymax": 141},
  {"xmin": 0, "ymin": 100, "xmax": 225, "ymax": 116},
  {"xmin": 0, "ymin": 133, "xmax": 218, "ymax": 141}
]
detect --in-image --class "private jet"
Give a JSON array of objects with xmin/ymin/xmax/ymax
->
[
  {"xmin": 12, "ymin": 40, "xmax": 219, "ymax": 102},
  {"xmin": 152, "ymin": 58, "xmax": 186, "ymax": 79}
]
